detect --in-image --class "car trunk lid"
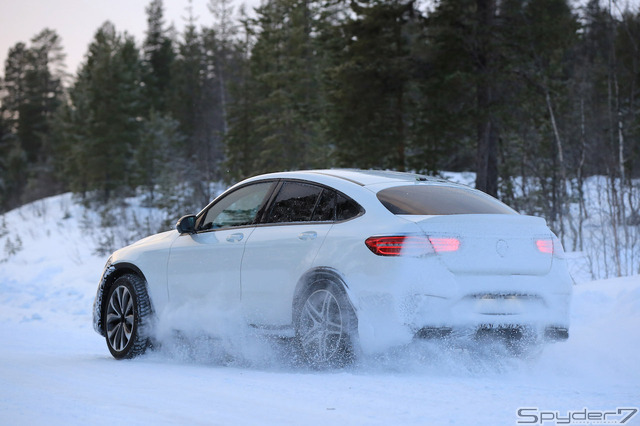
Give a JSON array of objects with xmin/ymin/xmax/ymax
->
[{"xmin": 407, "ymin": 214, "xmax": 554, "ymax": 276}]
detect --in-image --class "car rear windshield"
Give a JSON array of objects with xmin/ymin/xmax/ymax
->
[{"xmin": 376, "ymin": 185, "xmax": 516, "ymax": 215}]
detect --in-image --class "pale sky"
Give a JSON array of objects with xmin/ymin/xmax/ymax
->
[
  {"xmin": 1, "ymin": 0, "xmax": 639, "ymax": 80},
  {"xmin": 0, "ymin": 0, "xmax": 258, "ymax": 79}
]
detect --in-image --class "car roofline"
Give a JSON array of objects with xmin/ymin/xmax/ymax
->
[{"xmin": 245, "ymin": 169, "xmax": 457, "ymax": 188}]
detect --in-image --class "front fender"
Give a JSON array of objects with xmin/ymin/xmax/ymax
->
[{"xmin": 92, "ymin": 260, "xmax": 150, "ymax": 336}]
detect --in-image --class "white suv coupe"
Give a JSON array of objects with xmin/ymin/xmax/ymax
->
[{"xmin": 93, "ymin": 169, "xmax": 572, "ymax": 365}]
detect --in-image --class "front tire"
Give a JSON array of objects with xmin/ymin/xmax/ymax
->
[
  {"xmin": 295, "ymin": 279, "xmax": 357, "ymax": 368},
  {"xmin": 104, "ymin": 274, "xmax": 152, "ymax": 359}
]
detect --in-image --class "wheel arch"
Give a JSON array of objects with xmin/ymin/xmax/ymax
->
[
  {"xmin": 93, "ymin": 262, "xmax": 152, "ymax": 336},
  {"xmin": 291, "ymin": 267, "xmax": 355, "ymax": 324}
]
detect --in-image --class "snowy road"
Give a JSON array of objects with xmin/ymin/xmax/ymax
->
[
  {"xmin": 1, "ymin": 194, "xmax": 639, "ymax": 425},
  {"xmin": 1, "ymin": 277, "xmax": 638, "ymax": 425}
]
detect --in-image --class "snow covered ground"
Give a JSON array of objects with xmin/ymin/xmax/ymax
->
[{"xmin": 1, "ymin": 193, "xmax": 639, "ymax": 425}]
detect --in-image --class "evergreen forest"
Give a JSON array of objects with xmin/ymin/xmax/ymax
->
[{"xmin": 1, "ymin": 0, "xmax": 639, "ymax": 276}]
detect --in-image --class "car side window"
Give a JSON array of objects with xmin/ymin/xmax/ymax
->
[
  {"xmin": 200, "ymin": 182, "xmax": 274, "ymax": 230},
  {"xmin": 309, "ymin": 188, "xmax": 362, "ymax": 222},
  {"xmin": 311, "ymin": 189, "xmax": 336, "ymax": 221},
  {"xmin": 336, "ymin": 194, "xmax": 361, "ymax": 221},
  {"xmin": 265, "ymin": 182, "xmax": 324, "ymax": 223}
]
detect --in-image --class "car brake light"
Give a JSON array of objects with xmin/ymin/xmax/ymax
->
[
  {"xmin": 536, "ymin": 239, "xmax": 553, "ymax": 254},
  {"xmin": 365, "ymin": 236, "xmax": 460, "ymax": 256},
  {"xmin": 428, "ymin": 237, "xmax": 460, "ymax": 253},
  {"xmin": 365, "ymin": 236, "xmax": 433, "ymax": 256}
]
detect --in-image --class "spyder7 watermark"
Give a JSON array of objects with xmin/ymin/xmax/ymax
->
[{"xmin": 516, "ymin": 407, "xmax": 638, "ymax": 425}]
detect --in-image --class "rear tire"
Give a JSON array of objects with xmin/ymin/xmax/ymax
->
[
  {"xmin": 104, "ymin": 274, "xmax": 152, "ymax": 359},
  {"xmin": 295, "ymin": 279, "xmax": 357, "ymax": 368}
]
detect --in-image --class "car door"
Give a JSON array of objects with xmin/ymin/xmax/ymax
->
[
  {"xmin": 166, "ymin": 181, "xmax": 276, "ymax": 311},
  {"xmin": 241, "ymin": 181, "xmax": 336, "ymax": 325}
]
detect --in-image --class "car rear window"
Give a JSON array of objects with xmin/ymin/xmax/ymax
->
[{"xmin": 376, "ymin": 185, "xmax": 516, "ymax": 215}]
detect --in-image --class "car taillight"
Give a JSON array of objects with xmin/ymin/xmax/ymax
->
[
  {"xmin": 536, "ymin": 239, "xmax": 553, "ymax": 254},
  {"xmin": 428, "ymin": 237, "xmax": 460, "ymax": 253},
  {"xmin": 365, "ymin": 236, "xmax": 434, "ymax": 256},
  {"xmin": 365, "ymin": 236, "xmax": 460, "ymax": 256}
]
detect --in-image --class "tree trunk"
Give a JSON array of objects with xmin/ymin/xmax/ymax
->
[
  {"xmin": 544, "ymin": 87, "xmax": 566, "ymax": 239},
  {"xmin": 474, "ymin": 0, "xmax": 498, "ymax": 197}
]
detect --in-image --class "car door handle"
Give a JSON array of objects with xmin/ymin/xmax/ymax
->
[
  {"xmin": 298, "ymin": 231, "xmax": 317, "ymax": 241},
  {"xmin": 226, "ymin": 233, "xmax": 244, "ymax": 242}
]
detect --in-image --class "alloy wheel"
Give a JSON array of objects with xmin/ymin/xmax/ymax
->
[
  {"xmin": 106, "ymin": 285, "xmax": 135, "ymax": 352},
  {"xmin": 298, "ymin": 289, "xmax": 344, "ymax": 363}
]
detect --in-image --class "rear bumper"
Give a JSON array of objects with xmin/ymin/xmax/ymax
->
[
  {"xmin": 352, "ymin": 263, "xmax": 572, "ymax": 354},
  {"xmin": 406, "ymin": 289, "xmax": 571, "ymax": 330}
]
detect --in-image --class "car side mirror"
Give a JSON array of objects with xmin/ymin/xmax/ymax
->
[{"xmin": 176, "ymin": 214, "xmax": 197, "ymax": 234}]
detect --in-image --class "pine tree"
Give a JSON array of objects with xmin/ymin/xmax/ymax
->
[
  {"xmin": 59, "ymin": 22, "xmax": 145, "ymax": 200},
  {"xmin": 135, "ymin": 110, "xmax": 185, "ymax": 204},
  {"xmin": 0, "ymin": 110, "xmax": 25, "ymax": 211},
  {"xmin": 499, "ymin": 0, "xmax": 579, "ymax": 228},
  {"xmin": 3, "ymin": 31, "xmax": 65, "ymax": 166},
  {"xmin": 227, "ymin": 0, "xmax": 328, "ymax": 177},
  {"xmin": 612, "ymin": 8, "xmax": 640, "ymax": 179},
  {"xmin": 0, "ymin": 43, "xmax": 29, "ymax": 210},
  {"xmin": 0, "ymin": 29, "xmax": 66, "ymax": 209},
  {"xmin": 169, "ymin": 10, "xmax": 218, "ymax": 204},
  {"xmin": 24, "ymin": 29, "xmax": 67, "ymax": 200},
  {"xmin": 142, "ymin": 0, "xmax": 175, "ymax": 113},
  {"xmin": 422, "ymin": 0, "xmax": 501, "ymax": 192},
  {"xmin": 323, "ymin": 0, "xmax": 417, "ymax": 171},
  {"xmin": 208, "ymin": 0, "xmax": 237, "ymax": 135},
  {"xmin": 169, "ymin": 9, "xmax": 203, "ymax": 159},
  {"xmin": 223, "ymin": 6, "xmax": 259, "ymax": 182}
]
